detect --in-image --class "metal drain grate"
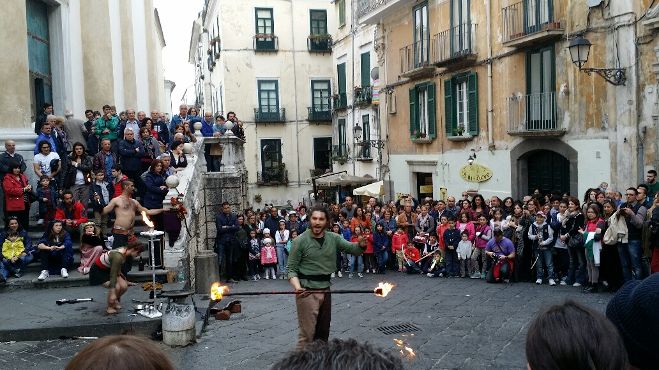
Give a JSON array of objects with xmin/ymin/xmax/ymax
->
[{"xmin": 376, "ymin": 323, "xmax": 421, "ymax": 335}]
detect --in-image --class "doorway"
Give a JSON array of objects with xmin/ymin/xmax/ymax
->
[
  {"xmin": 526, "ymin": 150, "xmax": 569, "ymax": 195},
  {"xmin": 416, "ymin": 172, "xmax": 433, "ymax": 200}
]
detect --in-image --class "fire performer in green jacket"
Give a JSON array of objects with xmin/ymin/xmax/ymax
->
[{"xmin": 287, "ymin": 205, "xmax": 367, "ymax": 349}]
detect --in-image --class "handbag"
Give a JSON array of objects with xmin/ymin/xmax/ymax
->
[{"xmin": 568, "ymin": 233, "xmax": 584, "ymax": 248}]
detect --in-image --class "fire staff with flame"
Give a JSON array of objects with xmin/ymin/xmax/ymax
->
[
  {"xmin": 101, "ymin": 179, "xmax": 164, "ymax": 248},
  {"xmin": 287, "ymin": 205, "xmax": 368, "ymax": 349}
]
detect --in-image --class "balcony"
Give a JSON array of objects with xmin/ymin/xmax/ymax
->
[
  {"xmin": 502, "ymin": 0, "xmax": 563, "ymax": 48},
  {"xmin": 308, "ymin": 34, "xmax": 332, "ymax": 53},
  {"xmin": 307, "ymin": 106, "xmax": 332, "ymax": 122},
  {"xmin": 354, "ymin": 86, "xmax": 373, "ymax": 106},
  {"xmin": 254, "ymin": 34, "xmax": 278, "ymax": 52},
  {"xmin": 357, "ymin": 0, "xmax": 408, "ymax": 25},
  {"xmin": 332, "ymin": 144, "xmax": 349, "ymax": 164},
  {"xmin": 254, "ymin": 108, "xmax": 286, "ymax": 123},
  {"xmin": 432, "ymin": 23, "xmax": 478, "ymax": 69},
  {"xmin": 333, "ymin": 93, "xmax": 348, "ymax": 111},
  {"xmin": 353, "ymin": 143, "xmax": 372, "ymax": 161},
  {"xmin": 507, "ymin": 91, "xmax": 565, "ymax": 137},
  {"xmin": 257, "ymin": 169, "xmax": 288, "ymax": 185},
  {"xmin": 400, "ymin": 40, "xmax": 435, "ymax": 79}
]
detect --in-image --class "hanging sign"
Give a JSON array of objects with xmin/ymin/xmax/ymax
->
[{"xmin": 459, "ymin": 163, "xmax": 493, "ymax": 183}]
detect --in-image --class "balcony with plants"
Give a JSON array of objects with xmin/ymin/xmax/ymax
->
[
  {"xmin": 254, "ymin": 34, "xmax": 279, "ymax": 52},
  {"xmin": 254, "ymin": 107, "xmax": 286, "ymax": 123},
  {"xmin": 332, "ymin": 93, "xmax": 348, "ymax": 111},
  {"xmin": 307, "ymin": 34, "xmax": 332, "ymax": 53},
  {"xmin": 307, "ymin": 105, "xmax": 332, "ymax": 122},
  {"xmin": 257, "ymin": 166, "xmax": 288, "ymax": 185},
  {"xmin": 501, "ymin": 0, "xmax": 563, "ymax": 48},
  {"xmin": 331, "ymin": 144, "xmax": 349, "ymax": 165},
  {"xmin": 353, "ymin": 86, "xmax": 373, "ymax": 107}
]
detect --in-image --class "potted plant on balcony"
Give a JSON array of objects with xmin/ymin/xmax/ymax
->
[
  {"xmin": 411, "ymin": 130, "xmax": 432, "ymax": 143},
  {"xmin": 454, "ymin": 124, "xmax": 465, "ymax": 136}
]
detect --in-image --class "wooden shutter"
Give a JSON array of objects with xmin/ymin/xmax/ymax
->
[
  {"xmin": 361, "ymin": 52, "xmax": 370, "ymax": 87},
  {"xmin": 409, "ymin": 87, "xmax": 418, "ymax": 137},
  {"xmin": 467, "ymin": 72, "xmax": 479, "ymax": 135},
  {"xmin": 337, "ymin": 63, "xmax": 346, "ymax": 94},
  {"xmin": 444, "ymin": 79, "xmax": 454, "ymax": 134},
  {"xmin": 427, "ymin": 82, "xmax": 436, "ymax": 139}
]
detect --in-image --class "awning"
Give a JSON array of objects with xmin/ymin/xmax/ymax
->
[
  {"xmin": 314, "ymin": 173, "xmax": 375, "ymax": 187},
  {"xmin": 353, "ymin": 180, "xmax": 384, "ymax": 197}
]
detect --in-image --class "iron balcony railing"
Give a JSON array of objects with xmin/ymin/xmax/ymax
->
[
  {"xmin": 257, "ymin": 169, "xmax": 288, "ymax": 185},
  {"xmin": 307, "ymin": 106, "xmax": 332, "ymax": 121},
  {"xmin": 432, "ymin": 23, "xmax": 478, "ymax": 65},
  {"xmin": 502, "ymin": 0, "xmax": 561, "ymax": 43},
  {"xmin": 308, "ymin": 35, "xmax": 332, "ymax": 52},
  {"xmin": 332, "ymin": 144, "xmax": 349, "ymax": 159},
  {"xmin": 254, "ymin": 108, "xmax": 286, "ymax": 123},
  {"xmin": 254, "ymin": 34, "xmax": 279, "ymax": 51},
  {"xmin": 354, "ymin": 86, "xmax": 373, "ymax": 106},
  {"xmin": 507, "ymin": 91, "xmax": 562, "ymax": 134},
  {"xmin": 333, "ymin": 93, "xmax": 348, "ymax": 110},
  {"xmin": 354, "ymin": 143, "xmax": 371, "ymax": 160},
  {"xmin": 400, "ymin": 39, "xmax": 431, "ymax": 75},
  {"xmin": 356, "ymin": 0, "xmax": 399, "ymax": 19}
]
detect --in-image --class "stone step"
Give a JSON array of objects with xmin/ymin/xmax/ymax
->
[{"xmin": 2, "ymin": 267, "xmax": 170, "ymax": 290}]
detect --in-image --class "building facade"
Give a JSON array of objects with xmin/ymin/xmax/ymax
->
[
  {"xmin": 189, "ymin": 0, "xmax": 337, "ymax": 207},
  {"xmin": 358, "ymin": 0, "xmax": 658, "ymax": 200},
  {"xmin": 331, "ymin": 0, "xmax": 385, "ymax": 182},
  {"xmin": 0, "ymin": 0, "xmax": 167, "ymax": 172}
]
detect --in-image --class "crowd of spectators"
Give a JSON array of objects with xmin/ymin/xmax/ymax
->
[{"xmin": 0, "ymin": 102, "xmax": 243, "ymax": 282}]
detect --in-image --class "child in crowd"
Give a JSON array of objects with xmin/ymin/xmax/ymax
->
[
  {"xmin": 373, "ymin": 223, "xmax": 390, "ymax": 274},
  {"xmin": 90, "ymin": 171, "xmax": 113, "ymax": 234},
  {"xmin": 528, "ymin": 212, "xmax": 555, "ymax": 285},
  {"xmin": 78, "ymin": 222, "xmax": 105, "ymax": 275},
  {"xmin": 426, "ymin": 250, "xmax": 445, "ymax": 278},
  {"xmin": 330, "ymin": 223, "xmax": 344, "ymax": 278},
  {"xmin": 443, "ymin": 217, "xmax": 461, "ymax": 277},
  {"xmin": 1, "ymin": 230, "xmax": 33, "ymax": 280},
  {"xmin": 391, "ymin": 226, "xmax": 408, "ymax": 272},
  {"xmin": 436, "ymin": 215, "xmax": 449, "ymax": 255},
  {"xmin": 248, "ymin": 229, "xmax": 261, "ymax": 280},
  {"xmin": 286, "ymin": 229, "xmax": 298, "ymax": 256},
  {"xmin": 473, "ymin": 214, "xmax": 492, "ymax": 279},
  {"xmin": 341, "ymin": 219, "xmax": 352, "ymax": 241},
  {"xmin": 36, "ymin": 175, "xmax": 58, "ymax": 225},
  {"xmin": 348, "ymin": 226, "xmax": 365, "ymax": 278},
  {"xmin": 260, "ymin": 238, "xmax": 277, "ymax": 279},
  {"xmin": 403, "ymin": 241, "xmax": 421, "ymax": 274},
  {"xmin": 457, "ymin": 231, "xmax": 473, "ymax": 278},
  {"xmin": 262, "ymin": 228, "xmax": 272, "ymax": 243},
  {"xmin": 362, "ymin": 227, "xmax": 375, "ymax": 273},
  {"xmin": 421, "ymin": 233, "xmax": 440, "ymax": 273}
]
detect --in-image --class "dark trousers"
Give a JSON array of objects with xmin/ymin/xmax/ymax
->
[
  {"xmin": 375, "ymin": 251, "xmax": 388, "ymax": 273},
  {"xmin": 248, "ymin": 259, "xmax": 260, "ymax": 276},
  {"xmin": 445, "ymin": 249, "xmax": 459, "ymax": 276},
  {"xmin": 41, "ymin": 249, "xmax": 67, "ymax": 274},
  {"xmin": 295, "ymin": 290, "xmax": 331, "ymax": 349}
]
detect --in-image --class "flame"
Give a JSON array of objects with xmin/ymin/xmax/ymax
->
[
  {"xmin": 374, "ymin": 282, "xmax": 394, "ymax": 297},
  {"xmin": 210, "ymin": 282, "xmax": 229, "ymax": 301},
  {"xmin": 394, "ymin": 338, "xmax": 417, "ymax": 360},
  {"xmin": 141, "ymin": 210, "xmax": 154, "ymax": 228}
]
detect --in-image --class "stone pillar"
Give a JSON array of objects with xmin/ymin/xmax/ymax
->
[
  {"xmin": 0, "ymin": 1, "xmax": 31, "ymax": 130},
  {"xmin": 80, "ymin": 0, "xmax": 115, "ymax": 109}
]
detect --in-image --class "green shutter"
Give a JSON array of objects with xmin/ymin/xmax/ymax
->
[
  {"xmin": 337, "ymin": 63, "xmax": 346, "ymax": 94},
  {"xmin": 361, "ymin": 52, "xmax": 370, "ymax": 87},
  {"xmin": 427, "ymin": 82, "xmax": 436, "ymax": 139},
  {"xmin": 409, "ymin": 87, "xmax": 418, "ymax": 137},
  {"xmin": 444, "ymin": 79, "xmax": 454, "ymax": 134},
  {"xmin": 467, "ymin": 72, "xmax": 479, "ymax": 135}
]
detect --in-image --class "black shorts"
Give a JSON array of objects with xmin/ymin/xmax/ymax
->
[
  {"xmin": 89, "ymin": 264, "xmax": 110, "ymax": 286},
  {"xmin": 112, "ymin": 233, "xmax": 129, "ymax": 249}
]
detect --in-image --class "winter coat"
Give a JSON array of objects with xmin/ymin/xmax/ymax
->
[
  {"xmin": 63, "ymin": 154, "xmax": 92, "ymax": 188},
  {"xmin": 118, "ymin": 139, "xmax": 145, "ymax": 172},
  {"xmin": 2, "ymin": 173, "xmax": 30, "ymax": 211},
  {"xmin": 142, "ymin": 171, "xmax": 168, "ymax": 209}
]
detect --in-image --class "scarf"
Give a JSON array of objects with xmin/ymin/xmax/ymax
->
[{"xmin": 561, "ymin": 209, "xmax": 579, "ymax": 227}]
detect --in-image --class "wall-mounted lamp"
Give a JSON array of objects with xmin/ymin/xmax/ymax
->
[
  {"xmin": 568, "ymin": 35, "xmax": 626, "ymax": 86},
  {"xmin": 467, "ymin": 151, "xmax": 477, "ymax": 165}
]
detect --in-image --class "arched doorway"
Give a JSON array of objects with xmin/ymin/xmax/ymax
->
[
  {"xmin": 510, "ymin": 139, "xmax": 578, "ymax": 199},
  {"xmin": 526, "ymin": 150, "xmax": 569, "ymax": 195}
]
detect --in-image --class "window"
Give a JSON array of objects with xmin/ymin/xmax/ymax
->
[
  {"xmin": 311, "ymin": 80, "xmax": 331, "ymax": 112},
  {"xmin": 310, "ymin": 10, "xmax": 327, "ymax": 35},
  {"xmin": 451, "ymin": 0, "xmax": 471, "ymax": 54},
  {"xmin": 413, "ymin": 2, "xmax": 429, "ymax": 67},
  {"xmin": 360, "ymin": 52, "xmax": 371, "ymax": 87},
  {"xmin": 525, "ymin": 0, "xmax": 552, "ymax": 33},
  {"xmin": 409, "ymin": 82, "xmax": 436, "ymax": 140},
  {"xmin": 260, "ymin": 139, "xmax": 283, "ymax": 181},
  {"xmin": 444, "ymin": 72, "xmax": 478, "ymax": 136},
  {"xmin": 313, "ymin": 137, "xmax": 332, "ymax": 170},
  {"xmin": 338, "ymin": 0, "xmax": 346, "ymax": 27},
  {"xmin": 255, "ymin": 8, "xmax": 274, "ymax": 35},
  {"xmin": 361, "ymin": 114, "xmax": 371, "ymax": 158},
  {"xmin": 336, "ymin": 63, "xmax": 347, "ymax": 108},
  {"xmin": 258, "ymin": 80, "xmax": 279, "ymax": 113},
  {"xmin": 338, "ymin": 119, "xmax": 347, "ymax": 156},
  {"xmin": 526, "ymin": 46, "xmax": 556, "ymax": 129}
]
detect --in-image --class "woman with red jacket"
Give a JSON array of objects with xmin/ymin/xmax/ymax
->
[{"xmin": 2, "ymin": 163, "xmax": 32, "ymax": 229}]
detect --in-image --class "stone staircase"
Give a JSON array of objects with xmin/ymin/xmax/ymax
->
[{"xmin": 1, "ymin": 216, "xmax": 171, "ymax": 291}]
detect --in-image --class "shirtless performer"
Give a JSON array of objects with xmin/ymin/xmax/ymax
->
[{"xmin": 99, "ymin": 179, "xmax": 164, "ymax": 249}]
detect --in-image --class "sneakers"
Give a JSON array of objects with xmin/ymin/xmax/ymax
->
[
  {"xmin": 13, "ymin": 269, "xmax": 22, "ymax": 278},
  {"xmin": 348, "ymin": 273, "xmax": 353, "ymax": 279},
  {"xmin": 82, "ymin": 267, "xmax": 90, "ymax": 275},
  {"xmin": 265, "ymin": 275, "xmax": 270, "ymax": 280},
  {"xmin": 61, "ymin": 268, "xmax": 69, "ymax": 278},
  {"xmin": 37, "ymin": 219, "xmax": 44, "ymax": 226},
  {"xmin": 337, "ymin": 271, "xmax": 343, "ymax": 278},
  {"xmin": 38, "ymin": 270, "xmax": 49, "ymax": 281},
  {"xmin": 535, "ymin": 279, "xmax": 542, "ymax": 285},
  {"xmin": 470, "ymin": 272, "xmax": 480, "ymax": 279},
  {"xmin": 357, "ymin": 273, "xmax": 364, "ymax": 278},
  {"xmin": 331, "ymin": 272, "xmax": 335, "ymax": 278},
  {"xmin": 560, "ymin": 279, "xmax": 567, "ymax": 286},
  {"xmin": 398, "ymin": 268, "xmax": 403, "ymax": 272},
  {"xmin": 572, "ymin": 282, "xmax": 581, "ymax": 287},
  {"xmin": 426, "ymin": 273, "xmax": 434, "ymax": 277},
  {"xmin": 549, "ymin": 279, "xmax": 556, "ymax": 286}
]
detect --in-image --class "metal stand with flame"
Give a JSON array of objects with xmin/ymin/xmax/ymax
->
[
  {"xmin": 200, "ymin": 282, "xmax": 395, "ymax": 334},
  {"xmin": 139, "ymin": 211, "xmax": 164, "ymax": 318}
]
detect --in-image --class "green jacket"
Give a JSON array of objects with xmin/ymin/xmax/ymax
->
[
  {"xmin": 287, "ymin": 230, "xmax": 364, "ymax": 289},
  {"xmin": 95, "ymin": 116, "xmax": 119, "ymax": 141}
]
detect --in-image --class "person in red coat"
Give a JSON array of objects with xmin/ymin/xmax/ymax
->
[
  {"xmin": 54, "ymin": 190, "xmax": 88, "ymax": 235},
  {"xmin": 2, "ymin": 163, "xmax": 32, "ymax": 228}
]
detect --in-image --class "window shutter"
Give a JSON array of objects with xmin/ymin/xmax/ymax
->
[
  {"xmin": 444, "ymin": 79, "xmax": 454, "ymax": 135},
  {"xmin": 467, "ymin": 72, "xmax": 479, "ymax": 135},
  {"xmin": 409, "ymin": 87, "xmax": 418, "ymax": 137},
  {"xmin": 361, "ymin": 52, "xmax": 371, "ymax": 87},
  {"xmin": 427, "ymin": 82, "xmax": 436, "ymax": 139}
]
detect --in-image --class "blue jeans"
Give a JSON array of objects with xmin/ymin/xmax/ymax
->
[
  {"xmin": 276, "ymin": 244, "xmax": 288, "ymax": 275},
  {"xmin": 375, "ymin": 251, "xmax": 388, "ymax": 272},
  {"xmin": 535, "ymin": 248, "xmax": 555, "ymax": 280},
  {"xmin": 348, "ymin": 254, "xmax": 363, "ymax": 273},
  {"xmin": 617, "ymin": 240, "xmax": 643, "ymax": 281},
  {"xmin": 1, "ymin": 255, "xmax": 33, "ymax": 279},
  {"xmin": 567, "ymin": 246, "xmax": 586, "ymax": 285},
  {"xmin": 445, "ymin": 249, "xmax": 459, "ymax": 276}
]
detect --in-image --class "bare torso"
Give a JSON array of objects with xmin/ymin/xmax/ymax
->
[{"xmin": 112, "ymin": 196, "xmax": 139, "ymax": 230}]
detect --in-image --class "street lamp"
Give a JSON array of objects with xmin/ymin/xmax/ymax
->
[
  {"xmin": 467, "ymin": 153, "xmax": 476, "ymax": 165},
  {"xmin": 353, "ymin": 123, "xmax": 385, "ymax": 149},
  {"xmin": 568, "ymin": 35, "xmax": 626, "ymax": 86}
]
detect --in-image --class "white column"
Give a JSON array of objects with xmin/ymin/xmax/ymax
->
[
  {"xmin": 108, "ymin": 0, "xmax": 125, "ymax": 110},
  {"xmin": 131, "ymin": 0, "xmax": 150, "ymax": 111}
]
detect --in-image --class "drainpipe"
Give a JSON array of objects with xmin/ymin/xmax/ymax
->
[
  {"xmin": 289, "ymin": 0, "xmax": 301, "ymax": 188},
  {"xmin": 486, "ymin": 0, "xmax": 494, "ymax": 149},
  {"xmin": 351, "ymin": 0, "xmax": 357, "ymax": 176}
]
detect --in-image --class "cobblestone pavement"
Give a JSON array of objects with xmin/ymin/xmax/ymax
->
[{"xmin": 0, "ymin": 273, "xmax": 613, "ymax": 370}]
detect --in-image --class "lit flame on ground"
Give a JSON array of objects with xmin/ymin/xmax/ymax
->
[
  {"xmin": 374, "ymin": 282, "xmax": 394, "ymax": 297},
  {"xmin": 141, "ymin": 210, "xmax": 154, "ymax": 228},
  {"xmin": 210, "ymin": 282, "xmax": 229, "ymax": 300},
  {"xmin": 394, "ymin": 338, "xmax": 417, "ymax": 359}
]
